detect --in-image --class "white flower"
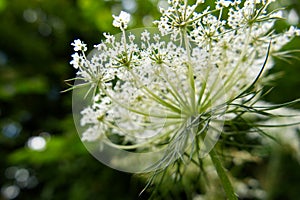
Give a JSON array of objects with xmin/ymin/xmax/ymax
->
[
  {"xmin": 81, "ymin": 125, "xmax": 104, "ymax": 142},
  {"xmin": 72, "ymin": 0, "xmax": 299, "ymax": 145},
  {"xmin": 69, "ymin": 0, "xmax": 300, "ymax": 172},
  {"xmin": 217, "ymin": 0, "xmax": 232, "ymax": 8},
  {"xmin": 70, "ymin": 53, "xmax": 80, "ymax": 69},
  {"xmin": 112, "ymin": 11, "xmax": 131, "ymax": 30},
  {"xmin": 141, "ymin": 30, "xmax": 150, "ymax": 41},
  {"xmin": 71, "ymin": 39, "xmax": 87, "ymax": 52}
]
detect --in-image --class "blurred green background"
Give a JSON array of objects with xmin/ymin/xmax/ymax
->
[{"xmin": 0, "ymin": 0, "xmax": 299, "ymax": 199}]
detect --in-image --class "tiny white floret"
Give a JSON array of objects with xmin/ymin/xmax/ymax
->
[
  {"xmin": 71, "ymin": 39, "xmax": 87, "ymax": 52},
  {"xmin": 112, "ymin": 11, "xmax": 131, "ymax": 29}
]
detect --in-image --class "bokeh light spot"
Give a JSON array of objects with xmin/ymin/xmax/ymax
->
[
  {"xmin": 15, "ymin": 168, "xmax": 29, "ymax": 182},
  {"xmin": 1, "ymin": 185, "xmax": 20, "ymax": 199},
  {"xmin": 4, "ymin": 166, "xmax": 18, "ymax": 179},
  {"xmin": 2, "ymin": 122, "xmax": 21, "ymax": 138},
  {"xmin": 288, "ymin": 9, "xmax": 299, "ymax": 25},
  {"xmin": 122, "ymin": 0, "xmax": 137, "ymax": 13},
  {"xmin": 38, "ymin": 23, "xmax": 52, "ymax": 36},
  {"xmin": 27, "ymin": 136, "xmax": 46, "ymax": 151},
  {"xmin": 23, "ymin": 9, "xmax": 38, "ymax": 23},
  {"xmin": 0, "ymin": 50, "xmax": 8, "ymax": 65}
]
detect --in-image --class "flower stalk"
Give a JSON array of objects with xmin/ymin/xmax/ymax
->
[{"xmin": 209, "ymin": 148, "xmax": 238, "ymax": 200}]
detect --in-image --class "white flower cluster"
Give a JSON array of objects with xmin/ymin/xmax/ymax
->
[{"xmin": 69, "ymin": 0, "xmax": 299, "ymax": 168}]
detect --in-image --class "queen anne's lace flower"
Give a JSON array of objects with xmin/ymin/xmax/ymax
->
[{"xmin": 69, "ymin": 0, "xmax": 300, "ymax": 173}]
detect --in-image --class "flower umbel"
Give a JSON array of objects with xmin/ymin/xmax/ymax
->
[{"xmin": 69, "ymin": 0, "xmax": 300, "ymax": 198}]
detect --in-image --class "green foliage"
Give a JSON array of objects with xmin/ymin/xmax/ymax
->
[
  {"xmin": 77, "ymin": 0, "xmax": 113, "ymax": 32},
  {"xmin": 0, "ymin": 0, "xmax": 6, "ymax": 12}
]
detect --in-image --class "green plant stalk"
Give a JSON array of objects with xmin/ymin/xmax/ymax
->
[{"xmin": 209, "ymin": 148, "xmax": 238, "ymax": 200}]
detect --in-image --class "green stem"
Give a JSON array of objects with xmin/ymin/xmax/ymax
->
[{"xmin": 209, "ymin": 148, "xmax": 238, "ymax": 200}]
